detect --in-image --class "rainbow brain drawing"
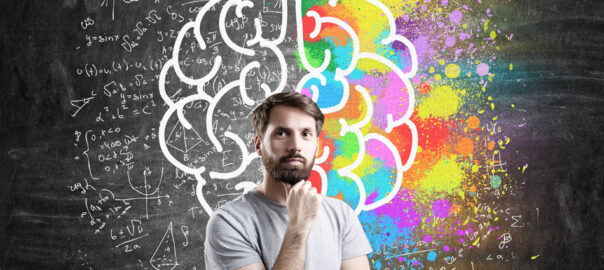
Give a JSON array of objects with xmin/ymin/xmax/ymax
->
[{"xmin": 159, "ymin": 0, "xmax": 520, "ymax": 268}]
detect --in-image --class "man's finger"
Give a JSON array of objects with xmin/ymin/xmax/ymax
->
[
  {"xmin": 301, "ymin": 180, "xmax": 312, "ymax": 191},
  {"xmin": 291, "ymin": 180, "xmax": 305, "ymax": 192}
]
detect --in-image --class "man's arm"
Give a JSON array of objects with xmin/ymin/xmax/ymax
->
[
  {"xmin": 235, "ymin": 225, "xmax": 312, "ymax": 270},
  {"xmin": 237, "ymin": 180, "xmax": 322, "ymax": 270},
  {"xmin": 237, "ymin": 241, "xmax": 371, "ymax": 270},
  {"xmin": 236, "ymin": 263, "xmax": 265, "ymax": 270},
  {"xmin": 272, "ymin": 180, "xmax": 322, "ymax": 270},
  {"xmin": 341, "ymin": 255, "xmax": 371, "ymax": 270}
]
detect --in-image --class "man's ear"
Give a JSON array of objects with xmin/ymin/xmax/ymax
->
[{"xmin": 254, "ymin": 135, "xmax": 263, "ymax": 156}]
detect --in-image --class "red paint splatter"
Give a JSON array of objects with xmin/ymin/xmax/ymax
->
[
  {"xmin": 418, "ymin": 82, "xmax": 431, "ymax": 95},
  {"xmin": 302, "ymin": 6, "xmax": 326, "ymax": 42}
]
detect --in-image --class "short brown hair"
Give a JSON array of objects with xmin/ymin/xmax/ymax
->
[{"xmin": 252, "ymin": 92, "xmax": 325, "ymax": 137}]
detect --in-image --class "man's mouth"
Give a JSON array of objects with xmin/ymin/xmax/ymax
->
[
  {"xmin": 281, "ymin": 155, "xmax": 305, "ymax": 165},
  {"xmin": 283, "ymin": 158, "xmax": 304, "ymax": 165}
]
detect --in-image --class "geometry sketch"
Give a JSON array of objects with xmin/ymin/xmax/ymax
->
[{"xmin": 150, "ymin": 222, "xmax": 178, "ymax": 270}]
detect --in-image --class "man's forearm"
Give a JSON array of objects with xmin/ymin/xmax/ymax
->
[{"xmin": 272, "ymin": 226, "xmax": 310, "ymax": 270}]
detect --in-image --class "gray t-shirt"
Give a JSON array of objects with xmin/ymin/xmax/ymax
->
[{"xmin": 204, "ymin": 189, "xmax": 373, "ymax": 270}]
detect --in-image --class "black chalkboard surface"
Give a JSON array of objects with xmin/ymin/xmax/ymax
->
[{"xmin": 1, "ymin": 0, "xmax": 603, "ymax": 269}]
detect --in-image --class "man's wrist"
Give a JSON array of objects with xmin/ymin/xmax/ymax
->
[{"xmin": 285, "ymin": 223, "xmax": 312, "ymax": 240}]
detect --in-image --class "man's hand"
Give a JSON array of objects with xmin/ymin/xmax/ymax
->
[
  {"xmin": 282, "ymin": 180, "xmax": 324, "ymax": 234},
  {"xmin": 267, "ymin": 180, "xmax": 324, "ymax": 270}
]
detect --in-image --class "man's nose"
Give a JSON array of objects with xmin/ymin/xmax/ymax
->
[{"xmin": 288, "ymin": 133, "xmax": 303, "ymax": 152}]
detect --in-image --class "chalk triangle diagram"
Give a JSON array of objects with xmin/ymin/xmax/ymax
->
[
  {"xmin": 70, "ymin": 97, "xmax": 94, "ymax": 117},
  {"xmin": 165, "ymin": 121, "xmax": 203, "ymax": 153},
  {"xmin": 150, "ymin": 222, "xmax": 178, "ymax": 270}
]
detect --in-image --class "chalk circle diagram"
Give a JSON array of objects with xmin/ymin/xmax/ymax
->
[{"xmin": 158, "ymin": 0, "xmax": 418, "ymax": 216}]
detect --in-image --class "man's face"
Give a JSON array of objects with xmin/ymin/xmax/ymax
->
[{"xmin": 255, "ymin": 105, "xmax": 319, "ymax": 185}]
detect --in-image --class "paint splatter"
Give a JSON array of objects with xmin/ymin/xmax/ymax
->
[
  {"xmin": 417, "ymin": 85, "xmax": 461, "ymax": 119},
  {"xmin": 297, "ymin": 0, "xmax": 522, "ymax": 268}
]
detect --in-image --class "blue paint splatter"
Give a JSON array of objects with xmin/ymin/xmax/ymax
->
[
  {"xmin": 427, "ymin": 251, "xmax": 437, "ymax": 261},
  {"xmin": 490, "ymin": 175, "xmax": 501, "ymax": 189}
]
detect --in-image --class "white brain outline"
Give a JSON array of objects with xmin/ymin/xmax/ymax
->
[{"xmin": 158, "ymin": 0, "xmax": 289, "ymax": 215}]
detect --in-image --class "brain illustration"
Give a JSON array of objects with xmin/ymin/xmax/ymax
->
[{"xmin": 158, "ymin": 0, "xmax": 417, "ymax": 215}]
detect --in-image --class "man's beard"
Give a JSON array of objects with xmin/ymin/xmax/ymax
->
[{"xmin": 262, "ymin": 152, "xmax": 314, "ymax": 185}]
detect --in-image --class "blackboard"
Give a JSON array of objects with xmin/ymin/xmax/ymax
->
[{"xmin": 1, "ymin": 0, "xmax": 603, "ymax": 269}]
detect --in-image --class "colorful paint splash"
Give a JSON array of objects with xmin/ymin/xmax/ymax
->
[
  {"xmin": 158, "ymin": 0, "xmax": 523, "ymax": 268},
  {"xmin": 298, "ymin": 0, "xmax": 520, "ymax": 268}
]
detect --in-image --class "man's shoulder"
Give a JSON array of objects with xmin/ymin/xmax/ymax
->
[
  {"xmin": 210, "ymin": 191, "xmax": 259, "ymax": 220},
  {"xmin": 205, "ymin": 191, "xmax": 262, "ymax": 238},
  {"xmin": 324, "ymin": 195, "xmax": 353, "ymax": 208},
  {"xmin": 322, "ymin": 196, "xmax": 357, "ymax": 218}
]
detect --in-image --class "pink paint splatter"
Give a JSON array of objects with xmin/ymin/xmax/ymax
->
[
  {"xmin": 423, "ymin": 235, "xmax": 432, "ymax": 243},
  {"xmin": 449, "ymin": 10, "xmax": 462, "ymax": 24},
  {"xmin": 432, "ymin": 199, "xmax": 451, "ymax": 218},
  {"xmin": 477, "ymin": 63, "xmax": 490, "ymax": 76},
  {"xmin": 372, "ymin": 191, "xmax": 421, "ymax": 229},
  {"xmin": 459, "ymin": 33, "xmax": 468, "ymax": 41},
  {"xmin": 445, "ymin": 36, "xmax": 456, "ymax": 47}
]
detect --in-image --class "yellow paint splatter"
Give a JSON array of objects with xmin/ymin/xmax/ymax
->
[
  {"xmin": 333, "ymin": 155, "xmax": 352, "ymax": 169},
  {"xmin": 509, "ymin": 63, "xmax": 513, "ymax": 70},
  {"xmin": 490, "ymin": 30, "xmax": 497, "ymax": 40},
  {"xmin": 445, "ymin": 64, "xmax": 460, "ymax": 78},
  {"xmin": 531, "ymin": 255, "xmax": 540, "ymax": 260},
  {"xmin": 379, "ymin": 0, "xmax": 421, "ymax": 20},
  {"xmin": 417, "ymin": 85, "xmax": 461, "ymax": 119},
  {"xmin": 472, "ymin": 237, "xmax": 480, "ymax": 246},
  {"xmin": 434, "ymin": 74, "xmax": 442, "ymax": 81},
  {"xmin": 420, "ymin": 156, "xmax": 463, "ymax": 193}
]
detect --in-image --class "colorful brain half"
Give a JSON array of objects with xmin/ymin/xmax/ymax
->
[{"xmin": 296, "ymin": 0, "xmax": 418, "ymax": 214}]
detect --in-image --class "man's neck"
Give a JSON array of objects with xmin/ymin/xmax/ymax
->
[{"xmin": 256, "ymin": 175, "xmax": 288, "ymax": 205}]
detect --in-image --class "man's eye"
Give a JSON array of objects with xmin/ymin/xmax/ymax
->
[
  {"xmin": 277, "ymin": 131, "xmax": 287, "ymax": 136},
  {"xmin": 303, "ymin": 132, "xmax": 312, "ymax": 137}
]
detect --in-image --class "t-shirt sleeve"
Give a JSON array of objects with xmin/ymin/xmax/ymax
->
[
  {"xmin": 341, "ymin": 202, "xmax": 373, "ymax": 259},
  {"xmin": 204, "ymin": 209, "xmax": 263, "ymax": 270}
]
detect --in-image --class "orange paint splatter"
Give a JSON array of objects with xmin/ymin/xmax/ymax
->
[
  {"xmin": 487, "ymin": 141, "xmax": 495, "ymax": 151},
  {"xmin": 467, "ymin": 115, "xmax": 480, "ymax": 130},
  {"xmin": 455, "ymin": 137, "xmax": 474, "ymax": 156},
  {"xmin": 450, "ymin": 204, "xmax": 461, "ymax": 215}
]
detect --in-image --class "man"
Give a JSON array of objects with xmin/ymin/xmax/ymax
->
[{"xmin": 204, "ymin": 92, "xmax": 373, "ymax": 270}]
